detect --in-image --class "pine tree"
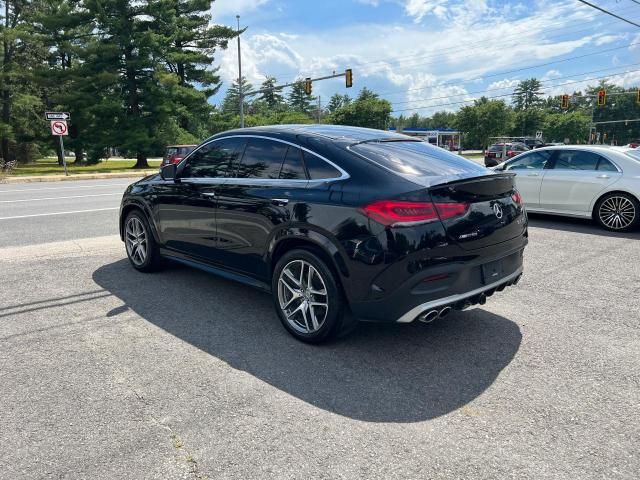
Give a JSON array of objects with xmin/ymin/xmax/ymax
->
[
  {"xmin": 288, "ymin": 79, "xmax": 313, "ymax": 114},
  {"xmin": 221, "ymin": 76, "xmax": 253, "ymax": 116},
  {"xmin": 257, "ymin": 76, "xmax": 284, "ymax": 109}
]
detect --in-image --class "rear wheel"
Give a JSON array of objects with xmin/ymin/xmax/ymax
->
[
  {"xmin": 594, "ymin": 193, "xmax": 639, "ymax": 232},
  {"xmin": 272, "ymin": 249, "xmax": 345, "ymax": 343},
  {"xmin": 124, "ymin": 210, "xmax": 165, "ymax": 272}
]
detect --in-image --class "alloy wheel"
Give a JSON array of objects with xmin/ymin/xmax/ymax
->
[
  {"xmin": 277, "ymin": 259, "xmax": 329, "ymax": 334},
  {"xmin": 125, "ymin": 216, "xmax": 148, "ymax": 266},
  {"xmin": 598, "ymin": 196, "xmax": 636, "ymax": 230}
]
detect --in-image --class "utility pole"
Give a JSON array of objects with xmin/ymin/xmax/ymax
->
[{"xmin": 236, "ymin": 15, "xmax": 244, "ymax": 128}]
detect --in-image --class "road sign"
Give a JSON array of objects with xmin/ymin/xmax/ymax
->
[
  {"xmin": 535, "ymin": 131, "xmax": 543, "ymax": 139},
  {"xmin": 45, "ymin": 111, "xmax": 71, "ymax": 121},
  {"xmin": 51, "ymin": 120, "xmax": 68, "ymax": 136}
]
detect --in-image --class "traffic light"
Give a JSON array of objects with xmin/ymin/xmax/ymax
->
[
  {"xmin": 561, "ymin": 94, "xmax": 569, "ymax": 109},
  {"xmin": 304, "ymin": 78, "xmax": 312, "ymax": 95},
  {"xmin": 345, "ymin": 68, "xmax": 353, "ymax": 88},
  {"xmin": 597, "ymin": 89, "xmax": 606, "ymax": 106}
]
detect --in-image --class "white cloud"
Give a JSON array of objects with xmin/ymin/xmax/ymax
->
[{"xmin": 487, "ymin": 79, "xmax": 520, "ymax": 90}]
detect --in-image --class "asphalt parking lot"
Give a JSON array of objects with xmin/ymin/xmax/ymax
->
[{"xmin": 1, "ymin": 178, "xmax": 638, "ymax": 479}]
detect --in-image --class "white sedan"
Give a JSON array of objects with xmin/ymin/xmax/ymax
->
[{"xmin": 494, "ymin": 145, "xmax": 640, "ymax": 231}]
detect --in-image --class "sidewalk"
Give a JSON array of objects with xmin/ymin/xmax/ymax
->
[{"xmin": 2, "ymin": 170, "xmax": 158, "ymax": 184}]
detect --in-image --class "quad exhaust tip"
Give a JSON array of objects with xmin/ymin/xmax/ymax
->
[
  {"xmin": 438, "ymin": 306, "xmax": 452, "ymax": 318},
  {"xmin": 418, "ymin": 309, "xmax": 440, "ymax": 323}
]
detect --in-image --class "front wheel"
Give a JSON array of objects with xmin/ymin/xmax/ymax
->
[
  {"xmin": 594, "ymin": 193, "xmax": 639, "ymax": 232},
  {"xmin": 272, "ymin": 249, "xmax": 345, "ymax": 343},
  {"xmin": 124, "ymin": 210, "xmax": 165, "ymax": 272}
]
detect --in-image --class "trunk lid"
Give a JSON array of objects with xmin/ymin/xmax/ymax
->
[{"xmin": 429, "ymin": 173, "xmax": 526, "ymax": 250}]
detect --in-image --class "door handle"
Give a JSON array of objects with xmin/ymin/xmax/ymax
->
[
  {"xmin": 271, "ymin": 198, "xmax": 289, "ymax": 206},
  {"xmin": 596, "ymin": 174, "xmax": 610, "ymax": 179},
  {"xmin": 201, "ymin": 192, "xmax": 216, "ymax": 197},
  {"xmin": 526, "ymin": 173, "xmax": 539, "ymax": 177}
]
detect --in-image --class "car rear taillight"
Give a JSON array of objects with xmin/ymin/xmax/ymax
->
[
  {"xmin": 170, "ymin": 155, "xmax": 184, "ymax": 165},
  {"xmin": 511, "ymin": 190, "xmax": 522, "ymax": 205},
  {"xmin": 361, "ymin": 200, "xmax": 469, "ymax": 227},
  {"xmin": 507, "ymin": 150, "xmax": 514, "ymax": 156}
]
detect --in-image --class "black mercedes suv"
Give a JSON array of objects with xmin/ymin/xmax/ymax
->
[{"xmin": 119, "ymin": 125, "xmax": 527, "ymax": 342}]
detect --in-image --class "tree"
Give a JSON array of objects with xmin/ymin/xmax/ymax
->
[
  {"xmin": 430, "ymin": 111, "xmax": 456, "ymax": 128},
  {"xmin": 257, "ymin": 76, "xmax": 285, "ymax": 109},
  {"xmin": 512, "ymin": 78, "xmax": 543, "ymax": 111},
  {"xmin": 543, "ymin": 111, "xmax": 591, "ymax": 143},
  {"xmin": 330, "ymin": 88, "xmax": 391, "ymax": 130},
  {"xmin": 456, "ymin": 97, "xmax": 514, "ymax": 149},
  {"xmin": 221, "ymin": 76, "xmax": 253, "ymax": 116},
  {"xmin": 326, "ymin": 93, "xmax": 351, "ymax": 113},
  {"xmin": 288, "ymin": 79, "xmax": 314, "ymax": 114}
]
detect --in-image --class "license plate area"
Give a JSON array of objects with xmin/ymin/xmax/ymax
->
[{"xmin": 481, "ymin": 259, "xmax": 504, "ymax": 284}]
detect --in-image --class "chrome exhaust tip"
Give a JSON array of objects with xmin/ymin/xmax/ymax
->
[
  {"xmin": 438, "ymin": 306, "xmax": 452, "ymax": 318},
  {"xmin": 418, "ymin": 309, "xmax": 440, "ymax": 323}
]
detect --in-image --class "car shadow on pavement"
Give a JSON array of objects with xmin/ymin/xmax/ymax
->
[
  {"xmin": 93, "ymin": 259, "xmax": 522, "ymax": 423},
  {"xmin": 527, "ymin": 213, "xmax": 639, "ymax": 238}
]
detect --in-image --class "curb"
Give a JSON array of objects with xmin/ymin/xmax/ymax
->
[{"xmin": 2, "ymin": 171, "xmax": 158, "ymax": 184}]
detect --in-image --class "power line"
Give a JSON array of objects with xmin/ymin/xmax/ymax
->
[
  {"xmin": 389, "ymin": 62, "xmax": 640, "ymax": 106},
  {"xmin": 575, "ymin": 0, "xmax": 640, "ymax": 28},
  {"xmin": 263, "ymin": 3, "xmax": 640, "ymax": 85},
  {"xmin": 390, "ymin": 67, "xmax": 640, "ymax": 113},
  {"xmin": 377, "ymin": 39, "xmax": 640, "ymax": 98}
]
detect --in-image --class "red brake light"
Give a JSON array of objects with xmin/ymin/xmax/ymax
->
[
  {"xmin": 511, "ymin": 190, "xmax": 522, "ymax": 205},
  {"xmin": 507, "ymin": 150, "xmax": 514, "ymax": 156},
  {"xmin": 361, "ymin": 200, "xmax": 468, "ymax": 227}
]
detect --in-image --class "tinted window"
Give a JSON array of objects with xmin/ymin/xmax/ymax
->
[
  {"xmin": 182, "ymin": 138, "xmax": 246, "ymax": 178},
  {"xmin": 302, "ymin": 150, "xmax": 342, "ymax": 179},
  {"xmin": 488, "ymin": 144, "xmax": 506, "ymax": 151},
  {"xmin": 351, "ymin": 141, "xmax": 487, "ymax": 177},
  {"xmin": 236, "ymin": 138, "xmax": 288, "ymax": 179},
  {"xmin": 552, "ymin": 150, "xmax": 600, "ymax": 170},
  {"xmin": 505, "ymin": 150, "xmax": 552, "ymax": 170},
  {"xmin": 280, "ymin": 147, "xmax": 307, "ymax": 180},
  {"xmin": 597, "ymin": 158, "xmax": 618, "ymax": 172}
]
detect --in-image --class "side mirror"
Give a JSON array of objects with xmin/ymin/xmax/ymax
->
[{"xmin": 160, "ymin": 163, "xmax": 177, "ymax": 181}]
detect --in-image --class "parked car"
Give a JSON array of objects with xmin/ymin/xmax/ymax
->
[
  {"xmin": 516, "ymin": 138, "xmax": 546, "ymax": 149},
  {"xmin": 120, "ymin": 125, "xmax": 527, "ymax": 343},
  {"xmin": 494, "ymin": 145, "xmax": 640, "ymax": 231},
  {"xmin": 162, "ymin": 144, "xmax": 197, "ymax": 166},
  {"xmin": 484, "ymin": 142, "xmax": 529, "ymax": 167}
]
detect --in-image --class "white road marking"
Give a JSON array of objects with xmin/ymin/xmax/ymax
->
[
  {"xmin": 0, "ymin": 193, "xmax": 121, "ymax": 203},
  {"xmin": 0, "ymin": 183, "xmax": 130, "ymax": 194},
  {"xmin": 0, "ymin": 207, "xmax": 119, "ymax": 221}
]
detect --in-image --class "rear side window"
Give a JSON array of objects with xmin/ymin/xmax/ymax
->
[
  {"xmin": 553, "ymin": 150, "xmax": 600, "ymax": 170},
  {"xmin": 280, "ymin": 147, "xmax": 307, "ymax": 180},
  {"xmin": 597, "ymin": 158, "xmax": 618, "ymax": 172},
  {"xmin": 351, "ymin": 141, "xmax": 487, "ymax": 177},
  {"xmin": 182, "ymin": 138, "xmax": 246, "ymax": 178},
  {"xmin": 236, "ymin": 138, "xmax": 288, "ymax": 179},
  {"xmin": 302, "ymin": 150, "xmax": 342, "ymax": 179}
]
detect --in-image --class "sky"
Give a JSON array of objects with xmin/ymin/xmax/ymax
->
[{"xmin": 209, "ymin": 0, "xmax": 640, "ymax": 116}]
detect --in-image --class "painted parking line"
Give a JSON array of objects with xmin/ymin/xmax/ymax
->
[
  {"xmin": 0, "ymin": 184, "xmax": 131, "ymax": 194},
  {"xmin": 0, "ymin": 207, "xmax": 119, "ymax": 221},
  {"xmin": 0, "ymin": 193, "xmax": 121, "ymax": 203}
]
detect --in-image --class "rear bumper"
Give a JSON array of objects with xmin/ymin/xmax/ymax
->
[{"xmin": 349, "ymin": 242, "xmax": 526, "ymax": 323}]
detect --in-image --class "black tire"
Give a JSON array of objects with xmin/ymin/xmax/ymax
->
[
  {"xmin": 123, "ymin": 210, "xmax": 165, "ymax": 272},
  {"xmin": 271, "ymin": 248, "xmax": 346, "ymax": 343},
  {"xmin": 594, "ymin": 192, "xmax": 640, "ymax": 232}
]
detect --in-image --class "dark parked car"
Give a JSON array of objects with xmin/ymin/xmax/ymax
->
[
  {"xmin": 162, "ymin": 144, "xmax": 197, "ymax": 166},
  {"xmin": 120, "ymin": 125, "xmax": 527, "ymax": 343},
  {"xmin": 484, "ymin": 142, "xmax": 529, "ymax": 167}
]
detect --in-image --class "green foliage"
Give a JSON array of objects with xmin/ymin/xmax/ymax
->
[
  {"xmin": 257, "ymin": 76, "xmax": 285, "ymax": 110},
  {"xmin": 288, "ymin": 79, "xmax": 314, "ymax": 114},
  {"xmin": 512, "ymin": 78, "xmax": 544, "ymax": 111},
  {"xmin": 329, "ymin": 88, "xmax": 391, "ymax": 130},
  {"xmin": 221, "ymin": 76, "xmax": 254, "ymax": 116},
  {"xmin": 455, "ymin": 97, "xmax": 514, "ymax": 149},
  {"xmin": 326, "ymin": 94, "xmax": 351, "ymax": 113},
  {"xmin": 543, "ymin": 111, "xmax": 592, "ymax": 143}
]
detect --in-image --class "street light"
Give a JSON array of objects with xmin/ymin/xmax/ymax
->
[{"xmin": 236, "ymin": 15, "xmax": 244, "ymax": 128}]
